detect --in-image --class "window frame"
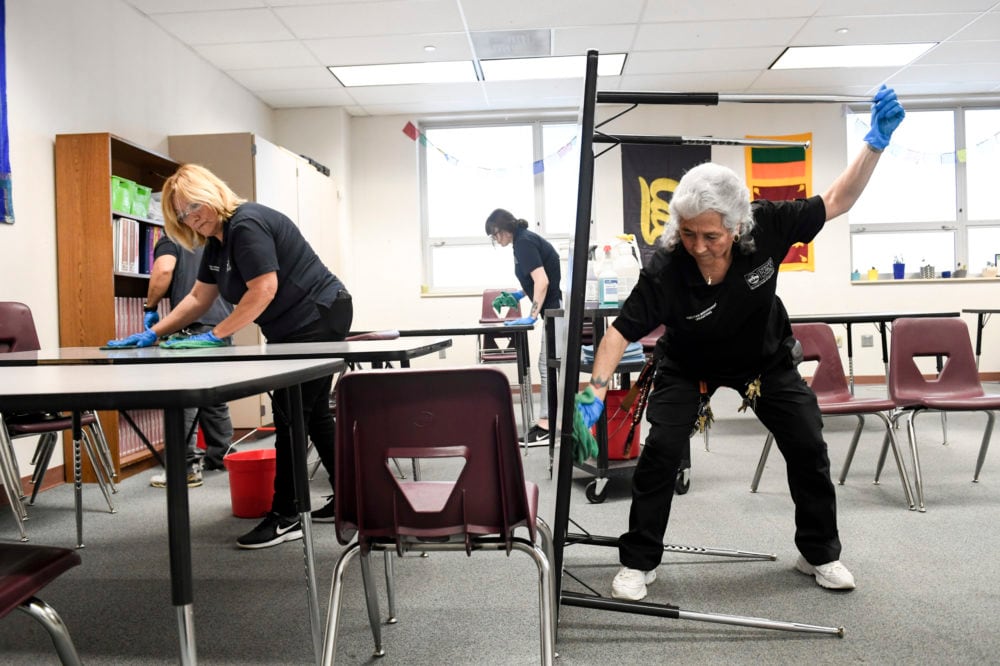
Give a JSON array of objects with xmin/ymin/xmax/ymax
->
[
  {"xmin": 847, "ymin": 102, "xmax": 1000, "ymax": 277},
  {"xmin": 418, "ymin": 115, "xmax": 578, "ymax": 295}
]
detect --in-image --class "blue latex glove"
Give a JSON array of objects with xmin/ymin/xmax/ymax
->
[
  {"xmin": 575, "ymin": 386, "xmax": 605, "ymax": 429},
  {"xmin": 504, "ymin": 316, "xmax": 537, "ymax": 326},
  {"xmin": 863, "ymin": 85, "xmax": 905, "ymax": 151},
  {"xmin": 143, "ymin": 310, "xmax": 160, "ymax": 329},
  {"xmin": 160, "ymin": 331, "xmax": 227, "ymax": 349},
  {"xmin": 106, "ymin": 329, "xmax": 158, "ymax": 348}
]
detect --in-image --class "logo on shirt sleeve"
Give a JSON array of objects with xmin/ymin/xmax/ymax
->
[{"xmin": 744, "ymin": 258, "xmax": 775, "ymax": 290}]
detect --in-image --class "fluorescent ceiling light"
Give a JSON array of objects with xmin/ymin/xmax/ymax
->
[
  {"xmin": 480, "ymin": 53, "xmax": 626, "ymax": 81},
  {"xmin": 771, "ymin": 43, "xmax": 936, "ymax": 69},
  {"xmin": 328, "ymin": 60, "xmax": 478, "ymax": 87}
]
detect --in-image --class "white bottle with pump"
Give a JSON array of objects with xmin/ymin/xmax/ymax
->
[
  {"xmin": 613, "ymin": 236, "xmax": 641, "ymax": 303},
  {"xmin": 598, "ymin": 245, "xmax": 619, "ymax": 306}
]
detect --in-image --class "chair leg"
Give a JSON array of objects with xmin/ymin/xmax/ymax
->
[
  {"xmin": 870, "ymin": 412, "xmax": 916, "ymax": 510},
  {"xmin": 535, "ymin": 517, "xmax": 559, "ymax": 638},
  {"xmin": 322, "ymin": 542, "xmax": 361, "ymax": 666},
  {"xmin": 973, "ymin": 410, "xmax": 994, "ymax": 482},
  {"xmin": 903, "ymin": 411, "xmax": 927, "ymax": 512},
  {"xmin": 0, "ymin": 426, "xmax": 29, "ymax": 541},
  {"xmin": 18, "ymin": 597, "xmax": 83, "ymax": 666},
  {"xmin": 511, "ymin": 540, "xmax": 556, "ymax": 666},
  {"xmin": 750, "ymin": 432, "xmax": 774, "ymax": 492},
  {"xmin": 359, "ymin": 550, "xmax": 385, "ymax": 658},
  {"xmin": 87, "ymin": 416, "xmax": 119, "ymax": 485},
  {"xmin": 837, "ymin": 415, "xmax": 866, "ymax": 485},
  {"xmin": 29, "ymin": 433, "xmax": 58, "ymax": 505},
  {"xmin": 80, "ymin": 429, "xmax": 116, "ymax": 514},
  {"xmin": 383, "ymin": 551, "xmax": 397, "ymax": 623}
]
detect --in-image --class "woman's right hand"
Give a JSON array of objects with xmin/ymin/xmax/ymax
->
[{"xmin": 106, "ymin": 329, "xmax": 158, "ymax": 348}]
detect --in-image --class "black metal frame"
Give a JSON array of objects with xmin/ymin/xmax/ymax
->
[{"xmin": 552, "ymin": 49, "xmax": 847, "ymax": 639}]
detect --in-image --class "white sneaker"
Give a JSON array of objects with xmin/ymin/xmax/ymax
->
[
  {"xmin": 149, "ymin": 470, "xmax": 203, "ymax": 488},
  {"xmin": 611, "ymin": 566, "xmax": 657, "ymax": 600},
  {"xmin": 795, "ymin": 556, "xmax": 856, "ymax": 590}
]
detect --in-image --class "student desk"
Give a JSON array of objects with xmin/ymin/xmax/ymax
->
[
  {"xmin": 961, "ymin": 308, "xmax": 1000, "ymax": 368},
  {"xmin": 0, "ymin": 336, "xmax": 452, "ymax": 665},
  {"xmin": 388, "ymin": 324, "xmax": 535, "ymax": 437},
  {"xmin": 0, "ymin": 359, "xmax": 340, "ymax": 666},
  {"xmin": 789, "ymin": 311, "xmax": 960, "ymax": 391}
]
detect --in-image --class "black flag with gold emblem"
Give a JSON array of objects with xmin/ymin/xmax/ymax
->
[{"xmin": 620, "ymin": 144, "xmax": 709, "ymax": 266}]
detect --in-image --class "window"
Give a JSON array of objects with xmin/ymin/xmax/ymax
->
[
  {"xmin": 420, "ymin": 119, "xmax": 579, "ymax": 292},
  {"xmin": 847, "ymin": 105, "xmax": 1000, "ymax": 277}
]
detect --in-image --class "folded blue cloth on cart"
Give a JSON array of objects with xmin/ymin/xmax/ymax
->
[{"xmin": 582, "ymin": 341, "xmax": 643, "ymax": 364}]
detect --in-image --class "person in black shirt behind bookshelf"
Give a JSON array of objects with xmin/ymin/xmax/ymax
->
[
  {"xmin": 142, "ymin": 234, "xmax": 235, "ymax": 489},
  {"xmin": 108, "ymin": 163, "xmax": 352, "ymax": 550}
]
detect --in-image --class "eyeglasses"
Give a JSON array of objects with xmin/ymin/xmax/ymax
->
[{"xmin": 175, "ymin": 202, "xmax": 202, "ymax": 223}]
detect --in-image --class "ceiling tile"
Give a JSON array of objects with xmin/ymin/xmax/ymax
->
[
  {"xmin": 304, "ymin": 33, "xmax": 474, "ymax": 66},
  {"xmin": 792, "ymin": 14, "xmax": 979, "ymax": 45},
  {"xmin": 460, "ymin": 0, "xmax": 645, "ymax": 30},
  {"xmin": 634, "ymin": 19, "xmax": 807, "ymax": 51},
  {"xmin": 195, "ymin": 40, "xmax": 319, "ymax": 70},
  {"xmin": 625, "ymin": 48, "xmax": 780, "ymax": 76},
  {"xmin": 228, "ymin": 66, "xmax": 340, "ymax": 91},
  {"xmin": 255, "ymin": 86, "xmax": 360, "ymax": 109},
  {"xmin": 151, "ymin": 8, "xmax": 293, "ymax": 45},
  {"xmin": 641, "ymin": 0, "xmax": 823, "ymax": 22},
  {"xmin": 273, "ymin": 0, "xmax": 465, "ymax": 40},
  {"xmin": 552, "ymin": 26, "xmax": 637, "ymax": 56}
]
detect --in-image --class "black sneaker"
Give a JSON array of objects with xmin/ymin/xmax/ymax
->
[
  {"xmin": 236, "ymin": 512, "xmax": 303, "ymax": 549},
  {"xmin": 202, "ymin": 458, "xmax": 227, "ymax": 472},
  {"xmin": 311, "ymin": 496, "xmax": 336, "ymax": 523},
  {"xmin": 519, "ymin": 424, "xmax": 549, "ymax": 444}
]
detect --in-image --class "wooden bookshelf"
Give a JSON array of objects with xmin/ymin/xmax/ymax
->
[{"xmin": 54, "ymin": 133, "xmax": 179, "ymax": 481}]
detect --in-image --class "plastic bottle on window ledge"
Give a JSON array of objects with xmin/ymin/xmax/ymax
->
[{"xmin": 613, "ymin": 234, "xmax": 641, "ymax": 303}]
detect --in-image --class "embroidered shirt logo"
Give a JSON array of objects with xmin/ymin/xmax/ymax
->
[
  {"xmin": 744, "ymin": 258, "xmax": 775, "ymax": 290},
  {"xmin": 686, "ymin": 302, "xmax": 717, "ymax": 321}
]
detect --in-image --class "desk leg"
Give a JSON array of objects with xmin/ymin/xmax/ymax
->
[
  {"xmin": 976, "ymin": 314, "xmax": 986, "ymax": 370},
  {"xmin": 546, "ymin": 317, "xmax": 558, "ymax": 478},
  {"xmin": 879, "ymin": 322, "xmax": 890, "ymax": 380},
  {"xmin": 72, "ymin": 411, "xmax": 84, "ymax": 548},
  {"xmin": 844, "ymin": 323, "xmax": 855, "ymax": 394},
  {"xmin": 517, "ymin": 330, "xmax": 533, "ymax": 447},
  {"xmin": 164, "ymin": 407, "xmax": 197, "ymax": 665},
  {"xmin": 286, "ymin": 384, "xmax": 323, "ymax": 664}
]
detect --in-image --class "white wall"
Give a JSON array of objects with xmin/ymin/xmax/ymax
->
[{"xmin": 1, "ymin": 0, "xmax": 275, "ymax": 471}]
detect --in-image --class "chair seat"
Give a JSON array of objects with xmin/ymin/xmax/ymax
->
[
  {"xmin": 7, "ymin": 412, "xmax": 97, "ymax": 435},
  {"xmin": 820, "ymin": 397, "xmax": 897, "ymax": 415},
  {"xmin": 914, "ymin": 394, "xmax": 1000, "ymax": 410},
  {"xmin": 0, "ymin": 544, "xmax": 81, "ymax": 618}
]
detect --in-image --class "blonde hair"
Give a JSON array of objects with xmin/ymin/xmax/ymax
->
[{"xmin": 161, "ymin": 164, "xmax": 246, "ymax": 250}]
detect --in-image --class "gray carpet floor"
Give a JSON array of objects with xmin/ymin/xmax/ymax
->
[{"xmin": 3, "ymin": 385, "xmax": 1000, "ymax": 664}]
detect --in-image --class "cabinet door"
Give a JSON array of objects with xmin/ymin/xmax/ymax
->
[{"xmin": 253, "ymin": 137, "xmax": 299, "ymax": 222}]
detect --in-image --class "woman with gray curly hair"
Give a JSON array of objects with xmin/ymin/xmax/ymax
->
[{"xmin": 575, "ymin": 85, "xmax": 905, "ymax": 602}]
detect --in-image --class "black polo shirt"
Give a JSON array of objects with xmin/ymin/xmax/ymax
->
[{"xmin": 512, "ymin": 226, "xmax": 562, "ymax": 311}]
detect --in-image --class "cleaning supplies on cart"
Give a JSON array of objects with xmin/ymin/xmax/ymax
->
[
  {"xmin": 585, "ymin": 244, "xmax": 599, "ymax": 306},
  {"xmin": 598, "ymin": 245, "xmax": 618, "ymax": 306}
]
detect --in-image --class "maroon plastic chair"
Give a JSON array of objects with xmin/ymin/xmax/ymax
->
[
  {"xmin": 0, "ymin": 542, "xmax": 83, "ymax": 664},
  {"xmin": 477, "ymin": 288, "xmax": 523, "ymax": 364},
  {"xmin": 752, "ymin": 323, "xmax": 915, "ymax": 509},
  {"xmin": 323, "ymin": 366, "xmax": 555, "ymax": 665},
  {"xmin": 0, "ymin": 301, "xmax": 117, "ymax": 543},
  {"xmin": 888, "ymin": 317, "xmax": 1000, "ymax": 511}
]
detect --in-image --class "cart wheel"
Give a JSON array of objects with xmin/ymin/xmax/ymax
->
[
  {"xmin": 585, "ymin": 479, "xmax": 608, "ymax": 504},
  {"xmin": 674, "ymin": 467, "xmax": 691, "ymax": 495}
]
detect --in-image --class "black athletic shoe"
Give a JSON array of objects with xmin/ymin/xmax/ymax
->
[
  {"xmin": 311, "ymin": 496, "xmax": 336, "ymax": 523},
  {"xmin": 236, "ymin": 512, "xmax": 303, "ymax": 549},
  {"xmin": 519, "ymin": 424, "xmax": 549, "ymax": 444},
  {"xmin": 202, "ymin": 458, "xmax": 227, "ymax": 472}
]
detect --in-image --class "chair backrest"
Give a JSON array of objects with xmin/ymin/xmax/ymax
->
[
  {"xmin": 334, "ymin": 366, "xmax": 535, "ymax": 550},
  {"xmin": 0, "ymin": 302, "xmax": 41, "ymax": 353},
  {"xmin": 888, "ymin": 317, "xmax": 984, "ymax": 405},
  {"xmin": 345, "ymin": 330, "xmax": 401, "ymax": 342},
  {"xmin": 791, "ymin": 323, "xmax": 853, "ymax": 402},
  {"xmin": 480, "ymin": 289, "xmax": 523, "ymax": 323}
]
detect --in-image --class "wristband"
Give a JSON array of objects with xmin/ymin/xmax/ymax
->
[{"xmin": 142, "ymin": 302, "xmax": 157, "ymax": 312}]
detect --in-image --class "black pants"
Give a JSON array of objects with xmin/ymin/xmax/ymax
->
[
  {"xmin": 269, "ymin": 293, "xmax": 353, "ymax": 516},
  {"xmin": 618, "ymin": 360, "xmax": 841, "ymax": 570}
]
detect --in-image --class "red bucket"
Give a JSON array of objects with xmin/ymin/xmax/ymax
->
[
  {"xmin": 595, "ymin": 389, "xmax": 642, "ymax": 460},
  {"xmin": 223, "ymin": 449, "xmax": 276, "ymax": 518}
]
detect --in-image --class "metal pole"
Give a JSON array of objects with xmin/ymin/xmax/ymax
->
[
  {"xmin": 597, "ymin": 91, "xmax": 869, "ymax": 105},
  {"xmin": 593, "ymin": 134, "xmax": 810, "ymax": 148}
]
